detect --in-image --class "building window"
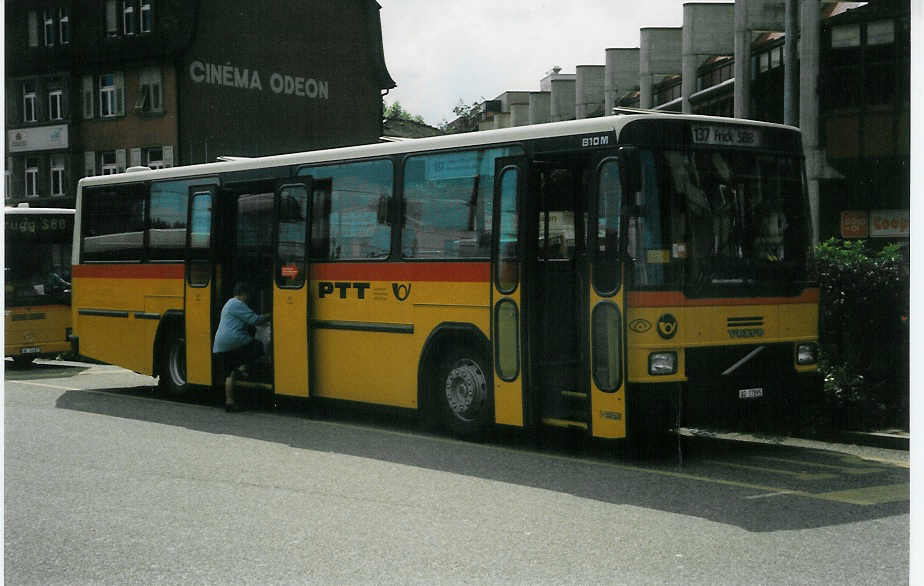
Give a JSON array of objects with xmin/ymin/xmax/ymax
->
[
  {"xmin": 105, "ymin": 0, "xmax": 119, "ymax": 36},
  {"xmin": 43, "ymin": 10, "xmax": 55, "ymax": 46},
  {"xmin": 49, "ymin": 89, "xmax": 63, "ymax": 120},
  {"xmin": 145, "ymin": 147, "xmax": 164, "ymax": 169},
  {"xmin": 141, "ymin": 0, "xmax": 152, "ymax": 33},
  {"xmin": 51, "ymin": 157, "xmax": 66, "ymax": 196},
  {"xmin": 23, "ymin": 81, "xmax": 37, "ymax": 123},
  {"xmin": 59, "ymin": 8, "xmax": 70, "ymax": 45},
  {"xmin": 137, "ymin": 67, "xmax": 163, "ymax": 113},
  {"xmin": 25, "ymin": 158, "xmax": 39, "ymax": 198},
  {"xmin": 867, "ymin": 20, "xmax": 895, "ymax": 46},
  {"xmin": 28, "ymin": 11, "xmax": 39, "ymax": 47},
  {"xmin": 123, "ymin": 1, "xmax": 136, "ymax": 35},
  {"xmin": 832, "ymin": 24, "xmax": 861, "ymax": 48},
  {"xmin": 99, "ymin": 73, "xmax": 124, "ymax": 117},
  {"xmin": 101, "ymin": 152, "xmax": 119, "ymax": 175}
]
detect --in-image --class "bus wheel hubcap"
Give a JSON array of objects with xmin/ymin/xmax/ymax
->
[
  {"xmin": 168, "ymin": 339, "xmax": 186, "ymax": 386},
  {"xmin": 444, "ymin": 358, "xmax": 486, "ymax": 421}
]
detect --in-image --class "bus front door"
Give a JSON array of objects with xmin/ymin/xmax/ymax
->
[{"xmin": 272, "ymin": 180, "xmax": 311, "ymax": 398}]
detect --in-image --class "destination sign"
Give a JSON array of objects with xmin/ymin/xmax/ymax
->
[
  {"xmin": 5, "ymin": 214, "xmax": 73, "ymax": 243},
  {"xmin": 691, "ymin": 125, "xmax": 762, "ymax": 147}
]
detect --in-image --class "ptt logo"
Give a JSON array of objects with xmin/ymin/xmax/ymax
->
[
  {"xmin": 392, "ymin": 283, "xmax": 411, "ymax": 301},
  {"xmin": 656, "ymin": 314, "xmax": 677, "ymax": 340},
  {"xmin": 318, "ymin": 281, "xmax": 370, "ymax": 299}
]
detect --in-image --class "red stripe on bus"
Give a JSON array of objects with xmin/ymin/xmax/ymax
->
[
  {"xmin": 72, "ymin": 264, "xmax": 185, "ymax": 279},
  {"xmin": 627, "ymin": 288, "xmax": 819, "ymax": 307},
  {"xmin": 310, "ymin": 262, "xmax": 490, "ymax": 282}
]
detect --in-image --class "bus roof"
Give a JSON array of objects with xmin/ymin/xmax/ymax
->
[{"xmin": 76, "ymin": 113, "xmax": 800, "ymax": 189}]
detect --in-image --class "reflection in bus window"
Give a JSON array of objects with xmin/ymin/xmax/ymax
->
[
  {"xmin": 277, "ymin": 184, "xmax": 308, "ymax": 288},
  {"xmin": 299, "ymin": 160, "xmax": 392, "ymax": 260},
  {"xmin": 149, "ymin": 180, "xmax": 191, "ymax": 261},
  {"xmin": 82, "ymin": 185, "xmax": 147, "ymax": 261},
  {"xmin": 402, "ymin": 147, "xmax": 523, "ymax": 259}
]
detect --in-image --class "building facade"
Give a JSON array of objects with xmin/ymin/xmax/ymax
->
[
  {"xmin": 5, "ymin": 0, "xmax": 395, "ymax": 207},
  {"xmin": 461, "ymin": 0, "xmax": 909, "ymax": 242}
]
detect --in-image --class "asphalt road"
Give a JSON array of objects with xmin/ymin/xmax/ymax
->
[{"xmin": 4, "ymin": 359, "xmax": 911, "ymax": 585}]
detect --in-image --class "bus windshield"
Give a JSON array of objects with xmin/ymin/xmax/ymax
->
[
  {"xmin": 5, "ymin": 213, "xmax": 73, "ymax": 308},
  {"xmin": 628, "ymin": 148, "xmax": 811, "ymax": 296}
]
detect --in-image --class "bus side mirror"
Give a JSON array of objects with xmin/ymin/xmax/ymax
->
[{"xmin": 618, "ymin": 147, "xmax": 641, "ymax": 196}]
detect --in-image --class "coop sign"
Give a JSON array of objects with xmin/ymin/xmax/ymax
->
[{"xmin": 189, "ymin": 60, "xmax": 329, "ymax": 100}]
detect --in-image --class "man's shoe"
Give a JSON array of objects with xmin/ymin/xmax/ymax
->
[{"xmin": 225, "ymin": 402, "xmax": 245, "ymax": 413}]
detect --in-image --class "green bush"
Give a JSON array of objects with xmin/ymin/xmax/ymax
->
[{"xmin": 814, "ymin": 238, "xmax": 909, "ymax": 430}]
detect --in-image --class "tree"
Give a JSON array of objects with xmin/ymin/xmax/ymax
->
[
  {"xmin": 383, "ymin": 100, "xmax": 425, "ymax": 124},
  {"xmin": 440, "ymin": 98, "xmax": 483, "ymax": 134}
]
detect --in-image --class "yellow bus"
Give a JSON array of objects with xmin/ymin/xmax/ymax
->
[
  {"xmin": 71, "ymin": 113, "xmax": 819, "ymax": 440},
  {"xmin": 5, "ymin": 206, "xmax": 74, "ymax": 366}
]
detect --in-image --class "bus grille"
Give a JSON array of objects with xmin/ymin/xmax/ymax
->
[{"xmin": 685, "ymin": 343, "xmax": 794, "ymax": 380}]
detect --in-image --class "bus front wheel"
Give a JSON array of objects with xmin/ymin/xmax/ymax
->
[
  {"xmin": 436, "ymin": 348, "xmax": 493, "ymax": 441},
  {"xmin": 158, "ymin": 330, "xmax": 188, "ymax": 396}
]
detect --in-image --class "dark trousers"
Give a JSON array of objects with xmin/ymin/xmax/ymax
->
[{"xmin": 214, "ymin": 339, "xmax": 263, "ymax": 380}]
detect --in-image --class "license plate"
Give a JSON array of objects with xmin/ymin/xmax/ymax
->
[
  {"xmin": 20, "ymin": 347, "xmax": 41, "ymax": 354},
  {"xmin": 739, "ymin": 387, "xmax": 763, "ymax": 399}
]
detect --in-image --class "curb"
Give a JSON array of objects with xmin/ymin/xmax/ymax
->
[{"xmin": 830, "ymin": 430, "xmax": 910, "ymax": 451}]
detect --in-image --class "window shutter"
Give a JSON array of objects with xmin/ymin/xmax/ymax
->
[
  {"xmin": 6, "ymin": 82, "xmax": 19, "ymax": 123},
  {"xmin": 84, "ymin": 151, "xmax": 96, "ymax": 177},
  {"xmin": 163, "ymin": 145, "xmax": 174, "ymax": 168},
  {"xmin": 115, "ymin": 72, "xmax": 125, "ymax": 116},
  {"xmin": 28, "ymin": 11, "xmax": 39, "ymax": 47},
  {"xmin": 82, "ymin": 76, "xmax": 94, "ymax": 119},
  {"xmin": 116, "ymin": 149, "xmax": 127, "ymax": 173},
  {"xmin": 130, "ymin": 148, "xmax": 142, "ymax": 167}
]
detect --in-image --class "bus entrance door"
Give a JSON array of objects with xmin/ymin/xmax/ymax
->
[
  {"xmin": 272, "ymin": 180, "xmax": 311, "ymax": 398},
  {"xmin": 530, "ymin": 161, "xmax": 589, "ymax": 431}
]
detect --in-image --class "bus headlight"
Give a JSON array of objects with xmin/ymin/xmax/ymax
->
[
  {"xmin": 796, "ymin": 343, "xmax": 818, "ymax": 365},
  {"xmin": 649, "ymin": 351, "xmax": 678, "ymax": 375}
]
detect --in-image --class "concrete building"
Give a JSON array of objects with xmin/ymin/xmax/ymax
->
[
  {"xmin": 4, "ymin": 0, "xmax": 395, "ymax": 208},
  {"xmin": 458, "ymin": 0, "xmax": 908, "ymax": 242}
]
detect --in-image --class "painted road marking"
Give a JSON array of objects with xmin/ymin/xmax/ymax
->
[
  {"xmin": 11, "ymin": 380, "xmax": 79, "ymax": 391},
  {"xmin": 754, "ymin": 456, "xmax": 885, "ymax": 475},
  {"xmin": 813, "ymin": 483, "xmax": 910, "ymax": 506},
  {"xmin": 743, "ymin": 490, "xmax": 798, "ymax": 500},
  {"xmin": 705, "ymin": 460, "xmax": 837, "ymax": 481}
]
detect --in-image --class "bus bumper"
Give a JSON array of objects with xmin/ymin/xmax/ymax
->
[{"xmin": 682, "ymin": 372, "xmax": 822, "ymax": 434}]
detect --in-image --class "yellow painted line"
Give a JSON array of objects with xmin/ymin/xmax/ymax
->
[
  {"xmin": 755, "ymin": 456, "xmax": 884, "ymax": 475},
  {"xmin": 812, "ymin": 483, "xmax": 910, "ymax": 506},
  {"xmin": 705, "ymin": 460, "xmax": 836, "ymax": 481}
]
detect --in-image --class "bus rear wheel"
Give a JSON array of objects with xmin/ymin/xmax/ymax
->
[
  {"xmin": 436, "ymin": 348, "xmax": 493, "ymax": 441},
  {"xmin": 158, "ymin": 330, "xmax": 188, "ymax": 396}
]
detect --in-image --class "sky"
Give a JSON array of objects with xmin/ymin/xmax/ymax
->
[{"xmin": 378, "ymin": 0, "xmax": 731, "ymax": 126}]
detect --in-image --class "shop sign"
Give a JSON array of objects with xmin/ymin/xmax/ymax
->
[
  {"xmin": 7, "ymin": 125, "xmax": 69, "ymax": 153},
  {"xmin": 870, "ymin": 210, "xmax": 909, "ymax": 238},
  {"xmin": 840, "ymin": 210, "xmax": 868, "ymax": 239}
]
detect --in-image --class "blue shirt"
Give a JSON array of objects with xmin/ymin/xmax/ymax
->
[{"xmin": 212, "ymin": 297, "xmax": 267, "ymax": 353}]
